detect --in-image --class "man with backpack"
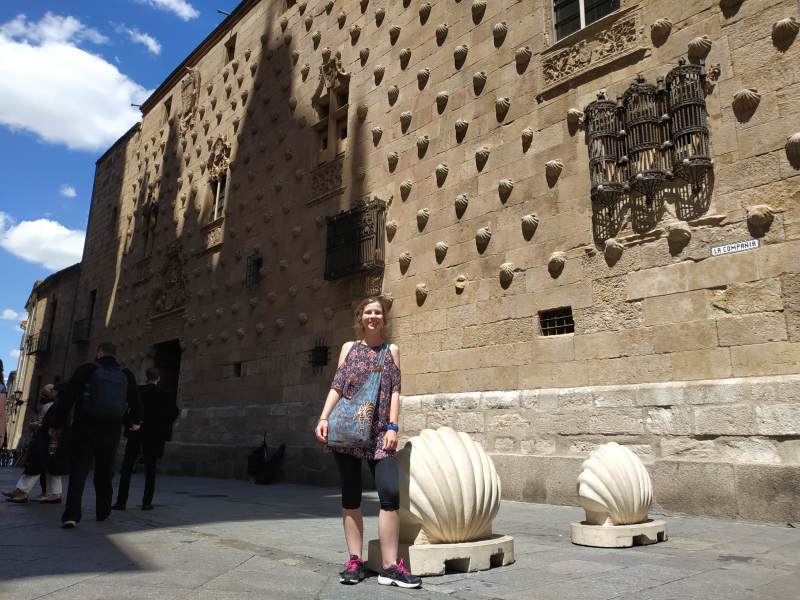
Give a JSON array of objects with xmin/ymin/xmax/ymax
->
[{"xmin": 51, "ymin": 342, "xmax": 140, "ymax": 528}]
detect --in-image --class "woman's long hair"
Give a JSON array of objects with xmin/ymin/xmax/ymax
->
[{"xmin": 352, "ymin": 297, "xmax": 391, "ymax": 340}]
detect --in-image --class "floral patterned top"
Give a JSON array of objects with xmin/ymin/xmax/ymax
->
[{"xmin": 329, "ymin": 341, "xmax": 401, "ymax": 460}]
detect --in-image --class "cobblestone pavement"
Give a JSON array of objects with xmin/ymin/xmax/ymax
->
[{"xmin": 1, "ymin": 467, "xmax": 798, "ymax": 600}]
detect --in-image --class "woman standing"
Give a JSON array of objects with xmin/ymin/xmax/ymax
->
[{"xmin": 314, "ymin": 298, "xmax": 421, "ymax": 589}]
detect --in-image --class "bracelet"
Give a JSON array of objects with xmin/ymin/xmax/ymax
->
[
  {"xmin": 386, "ymin": 423, "xmax": 399, "ymax": 432},
  {"xmin": 318, "ymin": 417, "xmax": 328, "ymax": 422}
]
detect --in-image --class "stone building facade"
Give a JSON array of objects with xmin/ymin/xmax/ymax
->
[
  {"xmin": 48, "ymin": 0, "xmax": 800, "ymax": 520},
  {"xmin": 6, "ymin": 264, "xmax": 82, "ymax": 448}
]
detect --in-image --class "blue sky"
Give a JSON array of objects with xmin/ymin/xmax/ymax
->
[{"xmin": 0, "ymin": 0, "xmax": 239, "ymax": 381}]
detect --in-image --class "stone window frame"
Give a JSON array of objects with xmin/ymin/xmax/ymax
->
[
  {"xmin": 551, "ymin": 0, "xmax": 621, "ymax": 42},
  {"xmin": 209, "ymin": 172, "xmax": 228, "ymax": 222},
  {"xmin": 312, "ymin": 52, "xmax": 351, "ymax": 165}
]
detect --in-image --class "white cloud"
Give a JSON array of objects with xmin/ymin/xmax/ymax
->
[
  {"xmin": 0, "ymin": 13, "xmax": 150, "ymax": 152},
  {"xmin": 1, "ymin": 309, "xmax": 25, "ymax": 322},
  {"xmin": 126, "ymin": 27, "xmax": 161, "ymax": 55},
  {"xmin": 0, "ymin": 211, "xmax": 85, "ymax": 271},
  {"xmin": 137, "ymin": 0, "xmax": 199, "ymax": 21},
  {"xmin": 59, "ymin": 184, "xmax": 77, "ymax": 198},
  {"xmin": 0, "ymin": 13, "xmax": 108, "ymax": 45},
  {"xmin": 9, "ymin": 348, "xmax": 21, "ymax": 359}
]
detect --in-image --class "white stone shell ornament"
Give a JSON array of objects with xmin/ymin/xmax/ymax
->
[
  {"xmin": 434, "ymin": 241, "xmax": 448, "ymax": 264},
  {"xmin": 688, "ymin": 35, "xmax": 712, "ymax": 62},
  {"xmin": 435, "ymin": 163, "xmax": 449, "ymax": 186},
  {"xmin": 415, "ymin": 283, "xmax": 429, "ymax": 304},
  {"xmin": 650, "ymin": 18, "xmax": 672, "ymax": 47},
  {"xmin": 455, "ymin": 193, "xmax": 469, "ymax": 218},
  {"xmin": 475, "ymin": 226, "xmax": 492, "ymax": 253},
  {"xmin": 577, "ymin": 442, "xmax": 653, "ymax": 526},
  {"xmin": 436, "ymin": 23, "xmax": 449, "ymax": 46},
  {"xmin": 436, "ymin": 91, "xmax": 449, "ymax": 113},
  {"xmin": 787, "ymin": 132, "xmax": 800, "ymax": 169},
  {"xmin": 521, "ymin": 214, "xmax": 539, "ymax": 240},
  {"xmin": 493, "ymin": 22, "xmax": 508, "ymax": 47},
  {"xmin": 732, "ymin": 88, "xmax": 761, "ymax": 114},
  {"xmin": 499, "ymin": 263, "xmax": 514, "ymax": 288},
  {"xmin": 399, "ymin": 251, "xmax": 412, "ymax": 271},
  {"xmin": 454, "ymin": 45, "xmax": 469, "ymax": 68},
  {"xmin": 397, "ymin": 427, "xmax": 501, "ymax": 544},
  {"xmin": 417, "ymin": 208, "xmax": 430, "ymax": 231},
  {"xmin": 548, "ymin": 251, "xmax": 566, "ymax": 277},
  {"xmin": 604, "ymin": 238, "xmax": 624, "ymax": 263}
]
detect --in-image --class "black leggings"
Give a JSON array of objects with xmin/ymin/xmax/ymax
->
[{"xmin": 333, "ymin": 452, "xmax": 400, "ymax": 511}]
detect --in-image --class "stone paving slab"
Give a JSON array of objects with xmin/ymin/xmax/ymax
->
[{"xmin": 0, "ymin": 467, "xmax": 798, "ymax": 600}]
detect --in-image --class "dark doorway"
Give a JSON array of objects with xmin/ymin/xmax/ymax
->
[{"xmin": 152, "ymin": 339, "xmax": 182, "ymax": 402}]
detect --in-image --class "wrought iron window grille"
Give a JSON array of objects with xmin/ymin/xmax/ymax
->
[
  {"xmin": 584, "ymin": 58, "xmax": 711, "ymax": 208},
  {"xmin": 245, "ymin": 252, "xmax": 263, "ymax": 289},
  {"xmin": 309, "ymin": 338, "xmax": 330, "ymax": 372},
  {"xmin": 25, "ymin": 332, "xmax": 51, "ymax": 355},
  {"xmin": 324, "ymin": 199, "xmax": 386, "ymax": 281},
  {"xmin": 539, "ymin": 307, "xmax": 575, "ymax": 336}
]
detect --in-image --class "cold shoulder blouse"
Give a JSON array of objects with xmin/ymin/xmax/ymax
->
[{"xmin": 329, "ymin": 341, "xmax": 401, "ymax": 460}]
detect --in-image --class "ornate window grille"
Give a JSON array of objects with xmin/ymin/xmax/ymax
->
[
  {"xmin": 621, "ymin": 74, "xmax": 671, "ymax": 203},
  {"xmin": 584, "ymin": 90, "xmax": 627, "ymax": 204},
  {"xmin": 583, "ymin": 59, "xmax": 711, "ymax": 209},
  {"xmin": 25, "ymin": 332, "xmax": 50, "ymax": 355},
  {"xmin": 538, "ymin": 307, "xmax": 575, "ymax": 336},
  {"xmin": 666, "ymin": 59, "xmax": 711, "ymax": 192},
  {"xmin": 324, "ymin": 200, "xmax": 385, "ymax": 281}
]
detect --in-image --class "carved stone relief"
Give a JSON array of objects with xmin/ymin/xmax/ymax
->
[
  {"xmin": 179, "ymin": 67, "xmax": 201, "ymax": 137},
  {"xmin": 309, "ymin": 155, "xmax": 345, "ymax": 205},
  {"xmin": 151, "ymin": 241, "xmax": 189, "ymax": 316}
]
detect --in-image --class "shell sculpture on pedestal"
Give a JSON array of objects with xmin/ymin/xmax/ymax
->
[
  {"xmin": 577, "ymin": 442, "xmax": 652, "ymax": 526},
  {"xmin": 397, "ymin": 427, "xmax": 501, "ymax": 544}
]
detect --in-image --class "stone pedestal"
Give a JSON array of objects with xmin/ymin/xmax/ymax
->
[
  {"xmin": 367, "ymin": 534, "xmax": 515, "ymax": 576},
  {"xmin": 570, "ymin": 519, "xmax": 668, "ymax": 548}
]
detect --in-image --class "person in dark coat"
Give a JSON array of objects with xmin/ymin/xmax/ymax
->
[
  {"xmin": 113, "ymin": 367, "xmax": 178, "ymax": 511},
  {"xmin": 3, "ymin": 384, "xmax": 70, "ymax": 503},
  {"xmin": 51, "ymin": 342, "xmax": 141, "ymax": 528}
]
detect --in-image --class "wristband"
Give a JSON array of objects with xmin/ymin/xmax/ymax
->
[{"xmin": 386, "ymin": 423, "xmax": 399, "ymax": 432}]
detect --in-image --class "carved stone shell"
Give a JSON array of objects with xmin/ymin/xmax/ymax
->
[
  {"xmin": 666, "ymin": 221, "xmax": 692, "ymax": 247},
  {"xmin": 400, "ymin": 111, "xmax": 413, "ymax": 131},
  {"xmin": 746, "ymin": 204, "xmax": 775, "ymax": 231},
  {"xmin": 283, "ymin": 32, "xmax": 292, "ymax": 46},
  {"xmin": 417, "ymin": 67, "xmax": 431, "ymax": 89},
  {"xmin": 495, "ymin": 97, "xmax": 511, "ymax": 121},
  {"xmin": 301, "ymin": 63, "xmax": 310, "ymax": 79},
  {"xmin": 419, "ymin": 3, "xmax": 431, "ymax": 24},
  {"xmin": 521, "ymin": 127, "xmax": 533, "ymax": 152},
  {"xmin": 305, "ymin": 15, "xmax": 313, "ymax": 30},
  {"xmin": 324, "ymin": 0, "xmax": 334, "ymax": 14},
  {"xmin": 473, "ymin": 70, "xmax": 487, "ymax": 95},
  {"xmin": 650, "ymin": 18, "xmax": 672, "ymax": 46},
  {"xmin": 475, "ymin": 226, "xmax": 492, "ymax": 253},
  {"xmin": 375, "ymin": 65, "xmax": 386, "ymax": 85},
  {"xmin": 515, "ymin": 45, "xmax": 532, "ymax": 72},
  {"xmin": 312, "ymin": 30, "xmax": 321, "ymax": 46},
  {"xmin": 435, "ymin": 241, "xmax": 448, "ymax": 263},
  {"xmin": 387, "ymin": 151, "xmax": 399, "ymax": 171},
  {"xmin": 577, "ymin": 442, "xmax": 652, "ymax": 526},
  {"xmin": 279, "ymin": 16, "xmax": 288, "ymax": 31},
  {"xmin": 399, "ymin": 251, "xmax": 412, "ymax": 270},
  {"xmin": 548, "ymin": 251, "xmax": 566, "ymax": 277},
  {"xmin": 435, "ymin": 163, "xmax": 449, "ymax": 186},
  {"xmin": 373, "ymin": 7, "xmax": 385, "ymax": 27},
  {"xmin": 498, "ymin": 178, "xmax": 514, "ymax": 202},
  {"xmin": 359, "ymin": 47, "xmax": 370, "ymax": 65},
  {"xmin": 455, "ymin": 193, "xmax": 469, "ymax": 218},
  {"xmin": 372, "ymin": 126, "xmax": 383, "ymax": 145},
  {"xmin": 397, "ymin": 427, "xmax": 501, "ymax": 544},
  {"xmin": 436, "ymin": 23, "xmax": 449, "ymax": 46},
  {"xmin": 455, "ymin": 118, "xmax": 469, "ymax": 138},
  {"xmin": 688, "ymin": 35, "xmax": 712, "ymax": 62},
  {"xmin": 417, "ymin": 208, "xmax": 430, "ymax": 230},
  {"xmin": 387, "ymin": 84, "xmax": 399, "ymax": 104},
  {"xmin": 298, "ymin": 312, "xmax": 309, "ymax": 326},
  {"xmin": 436, "ymin": 91, "xmax": 449, "ymax": 113},
  {"xmin": 337, "ymin": 10, "xmax": 346, "ymax": 28},
  {"xmin": 772, "ymin": 17, "xmax": 799, "ymax": 48},
  {"xmin": 357, "ymin": 103, "xmax": 368, "ymax": 121},
  {"xmin": 416, "ymin": 135, "xmax": 430, "ymax": 156},
  {"xmin": 493, "ymin": 21, "xmax": 508, "ymax": 47},
  {"xmin": 471, "ymin": 0, "xmax": 487, "ymax": 24},
  {"xmin": 386, "ymin": 220, "xmax": 398, "ymax": 240},
  {"xmin": 499, "ymin": 263, "xmax": 514, "ymax": 288},
  {"xmin": 400, "ymin": 179, "xmax": 414, "ymax": 199},
  {"xmin": 545, "ymin": 159, "xmax": 564, "ymax": 185},
  {"xmin": 275, "ymin": 318, "xmax": 286, "ymax": 330},
  {"xmin": 786, "ymin": 132, "xmax": 800, "ymax": 169},
  {"xmin": 604, "ymin": 238, "xmax": 624, "ymax": 263},
  {"xmin": 399, "ymin": 47, "xmax": 412, "ymax": 68},
  {"xmin": 390, "ymin": 25, "xmax": 401, "ymax": 45},
  {"xmin": 415, "ymin": 283, "xmax": 429, "ymax": 304},
  {"xmin": 455, "ymin": 275, "xmax": 467, "ymax": 292},
  {"xmin": 732, "ymin": 88, "xmax": 761, "ymax": 113},
  {"xmin": 475, "ymin": 146, "xmax": 490, "ymax": 171},
  {"xmin": 521, "ymin": 214, "xmax": 539, "ymax": 240},
  {"xmin": 567, "ymin": 108, "xmax": 584, "ymax": 129},
  {"xmin": 454, "ymin": 45, "xmax": 469, "ymax": 68}
]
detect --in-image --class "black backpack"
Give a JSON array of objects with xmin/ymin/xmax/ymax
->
[{"xmin": 81, "ymin": 362, "xmax": 128, "ymax": 419}]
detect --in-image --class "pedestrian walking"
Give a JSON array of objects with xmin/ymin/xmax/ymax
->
[
  {"xmin": 112, "ymin": 367, "xmax": 179, "ymax": 511},
  {"xmin": 3, "ymin": 384, "xmax": 70, "ymax": 504},
  {"xmin": 0, "ymin": 359, "xmax": 7, "ymax": 450},
  {"xmin": 51, "ymin": 342, "xmax": 141, "ymax": 528},
  {"xmin": 314, "ymin": 297, "xmax": 421, "ymax": 589}
]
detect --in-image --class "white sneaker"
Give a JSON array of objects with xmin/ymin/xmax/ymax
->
[{"xmin": 61, "ymin": 520, "xmax": 77, "ymax": 529}]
